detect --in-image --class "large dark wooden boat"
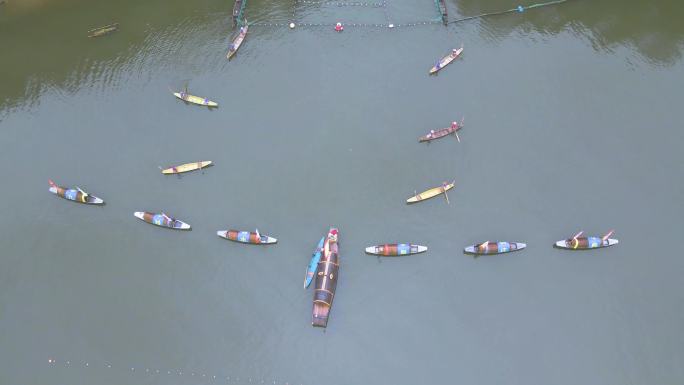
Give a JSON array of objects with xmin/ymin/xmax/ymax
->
[
  {"xmin": 312, "ymin": 227, "xmax": 339, "ymax": 328},
  {"xmin": 232, "ymin": 0, "xmax": 243, "ymax": 25}
]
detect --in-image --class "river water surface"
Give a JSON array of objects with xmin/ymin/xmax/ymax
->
[{"xmin": 1, "ymin": 1, "xmax": 683, "ymax": 384}]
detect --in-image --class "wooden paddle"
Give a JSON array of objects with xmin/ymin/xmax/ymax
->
[{"xmin": 572, "ymin": 230, "xmax": 584, "ymax": 240}]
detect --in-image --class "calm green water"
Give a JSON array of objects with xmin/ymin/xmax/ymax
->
[{"xmin": 1, "ymin": 1, "xmax": 683, "ymax": 384}]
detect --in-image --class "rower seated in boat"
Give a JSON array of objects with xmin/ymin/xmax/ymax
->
[
  {"xmin": 240, "ymin": 26, "xmax": 247, "ymax": 34},
  {"xmin": 335, "ymin": 22, "xmax": 343, "ymax": 32},
  {"xmin": 428, "ymin": 129, "xmax": 435, "ymax": 138},
  {"xmin": 451, "ymin": 121, "xmax": 458, "ymax": 129},
  {"xmin": 452, "ymin": 48, "xmax": 458, "ymax": 56}
]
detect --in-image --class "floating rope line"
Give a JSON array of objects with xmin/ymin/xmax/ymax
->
[
  {"xmin": 296, "ymin": 0, "xmax": 384, "ymax": 6},
  {"xmin": 446, "ymin": 0, "xmax": 573, "ymax": 25},
  {"xmin": 47, "ymin": 357, "xmax": 302, "ymax": 385}
]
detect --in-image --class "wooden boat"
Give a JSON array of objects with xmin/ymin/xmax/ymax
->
[
  {"xmin": 406, "ymin": 180, "xmax": 455, "ymax": 204},
  {"xmin": 227, "ymin": 22, "xmax": 248, "ymax": 59},
  {"xmin": 464, "ymin": 241, "xmax": 526, "ymax": 256},
  {"xmin": 429, "ymin": 46, "xmax": 463, "ymax": 74},
  {"xmin": 88, "ymin": 23, "xmax": 119, "ymax": 38},
  {"xmin": 419, "ymin": 119, "xmax": 463, "ymax": 142},
  {"xmin": 172, "ymin": 90, "xmax": 218, "ymax": 107},
  {"xmin": 304, "ymin": 236, "xmax": 325, "ymax": 289},
  {"xmin": 134, "ymin": 211, "xmax": 191, "ymax": 230},
  {"xmin": 439, "ymin": 0, "xmax": 448, "ymax": 25},
  {"xmin": 312, "ymin": 228, "xmax": 339, "ymax": 328},
  {"xmin": 48, "ymin": 179, "xmax": 104, "ymax": 205},
  {"xmin": 217, "ymin": 229, "xmax": 277, "ymax": 244},
  {"xmin": 161, "ymin": 161, "xmax": 212, "ymax": 175},
  {"xmin": 365, "ymin": 244, "xmax": 428, "ymax": 256},
  {"xmin": 554, "ymin": 230, "xmax": 618, "ymax": 250}
]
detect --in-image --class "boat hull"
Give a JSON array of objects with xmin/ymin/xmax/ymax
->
[
  {"xmin": 227, "ymin": 24, "xmax": 248, "ymax": 59},
  {"xmin": 464, "ymin": 242, "xmax": 526, "ymax": 255},
  {"xmin": 429, "ymin": 47, "xmax": 463, "ymax": 74},
  {"xmin": 161, "ymin": 161, "xmax": 213, "ymax": 174},
  {"xmin": 173, "ymin": 92, "xmax": 218, "ymax": 107},
  {"xmin": 134, "ymin": 211, "xmax": 191, "ymax": 230},
  {"xmin": 406, "ymin": 181, "xmax": 455, "ymax": 203},
  {"xmin": 304, "ymin": 237, "xmax": 325, "ymax": 288},
  {"xmin": 554, "ymin": 238, "xmax": 618, "ymax": 250},
  {"xmin": 217, "ymin": 230, "xmax": 277, "ymax": 244},
  {"xmin": 419, "ymin": 124, "xmax": 462, "ymax": 142},
  {"xmin": 365, "ymin": 244, "xmax": 428, "ymax": 256},
  {"xmin": 49, "ymin": 182, "xmax": 104, "ymax": 205},
  {"xmin": 88, "ymin": 23, "xmax": 119, "ymax": 38},
  {"xmin": 312, "ymin": 228, "xmax": 339, "ymax": 328}
]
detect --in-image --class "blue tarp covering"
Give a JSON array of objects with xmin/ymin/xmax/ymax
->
[
  {"xmin": 237, "ymin": 231, "xmax": 250, "ymax": 242},
  {"xmin": 497, "ymin": 242, "xmax": 511, "ymax": 253},
  {"xmin": 64, "ymin": 189, "xmax": 78, "ymax": 201},
  {"xmin": 397, "ymin": 244, "xmax": 411, "ymax": 254}
]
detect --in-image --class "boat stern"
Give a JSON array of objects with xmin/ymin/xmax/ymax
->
[
  {"xmin": 87, "ymin": 195, "xmax": 105, "ymax": 205},
  {"xmin": 415, "ymin": 245, "xmax": 428, "ymax": 253},
  {"xmin": 515, "ymin": 243, "xmax": 527, "ymax": 250},
  {"xmin": 175, "ymin": 221, "xmax": 191, "ymax": 230},
  {"xmin": 217, "ymin": 230, "xmax": 228, "ymax": 239},
  {"xmin": 133, "ymin": 211, "xmax": 145, "ymax": 221},
  {"xmin": 263, "ymin": 236, "xmax": 278, "ymax": 244},
  {"xmin": 365, "ymin": 246, "xmax": 378, "ymax": 254},
  {"xmin": 607, "ymin": 238, "xmax": 619, "ymax": 247}
]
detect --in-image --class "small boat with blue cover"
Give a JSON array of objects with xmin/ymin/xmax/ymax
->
[
  {"xmin": 304, "ymin": 236, "xmax": 325, "ymax": 288},
  {"xmin": 217, "ymin": 229, "xmax": 277, "ymax": 244},
  {"xmin": 365, "ymin": 243, "xmax": 428, "ymax": 256},
  {"xmin": 464, "ymin": 241, "xmax": 526, "ymax": 256},
  {"xmin": 134, "ymin": 211, "xmax": 191, "ymax": 230},
  {"xmin": 554, "ymin": 230, "xmax": 618, "ymax": 250},
  {"xmin": 312, "ymin": 228, "xmax": 339, "ymax": 328},
  {"xmin": 48, "ymin": 179, "xmax": 104, "ymax": 205}
]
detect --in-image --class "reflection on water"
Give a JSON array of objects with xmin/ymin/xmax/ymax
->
[
  {"xmin": 1, "ymin": 0, "xmax": 683, "ymax": 114},
  {"xmin": 454, "ymin": 0, "xmax": 684, "ymax": 65}
]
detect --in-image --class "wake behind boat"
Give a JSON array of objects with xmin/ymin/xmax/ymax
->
[{"xmin": 48, "ymin": 179, "xmax": 104, "ymax": 205}]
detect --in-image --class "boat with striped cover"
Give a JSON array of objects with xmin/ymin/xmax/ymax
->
[
  {"xmin": 429, "ymin": 45, "xmax": 463, "ymax": 75},
  {"xmin": 48, "ymin": 179, "xmax": 104, "ymax": 205},
  {"xmin": 134, "ymin": 211, "xmax": 191, "ymax": 230},
  {"xmin": 217, "ymin": 229, "xmax": 277, "ymax": 244},
  {"xmin": 419, "ymin": 119, "xmax": 463, "ymax": 142},
  {"xmin": 464, "ymin": 241, "xmax": 526, "ymax": 256},
  {"xmin": 312, "ymin": 228, "xmax": 339, "ymax": 328},
  {"xmin": 554, "ymin": 230, "xmax": 618, "ymax": 250},
  {"xmin": 365, "ymin": 243, "xmax": 427, "ymax": 256},
  {"xmin": 406, "ymin": 180, "xmax": 455, "ymax": 204},
  {"xmin": 227, "ymin": 22, "xmax": 248, "ymax": 60},
  {"xmin": 304, "ymin": 236, "xmax": 325, "ymax": 289},
  {"xmin": 161, "ymin": 161, "xmax": 212, "ymax": 175}
]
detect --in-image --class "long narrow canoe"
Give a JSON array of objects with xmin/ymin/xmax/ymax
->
[
  {"xmin": 48, "ymin": 179, "xmax": 104, "ymax": 205},
  {"xmin": 312, "ymin": 228, "xmax": 339, "ymax": 328},
  {"xmin": 88, "ymin": 23, "xmax": 119, "ymax": 38},
  {"xmin": 227, "ymin": 23, "xmax": 248, "ymax": 60},
  {"xmin": 464, "ymin": 241, "xmax": 526, "ymax": 256},
  {"xmin": 365, "ymin": 244, "xmax": 427, "ymax": 256},
  {"xmin": 419, "ymin": 120, "xmax": 463, "ymax": 142},
  {"xmin": 172, "ymin": 91, "xmax": 218, "ymax": 107},
  {"xmin": 161, "ymin": 161, "xmax": 212, "ymax": 175},
  {"xmin": 406, "ymin": 180, "xmax": 455, "ymax": 204},
  {"xmin": 555, "ymin": 231, "xmax": 618, "ymax": 250},
  {"xmin": 429, "ymin": 46, "xmax": 463, "ymax": 74},
  {"xmin": 217, "ymin": 229, "xmax": 277, "ymax": 244},
  {"xmin": 304, "ymin": 236, "xmax": 325, "ymax": 288},
  {"xmin": 134, "ymin": 211, "xmax": 191, "ymax": 230}
]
